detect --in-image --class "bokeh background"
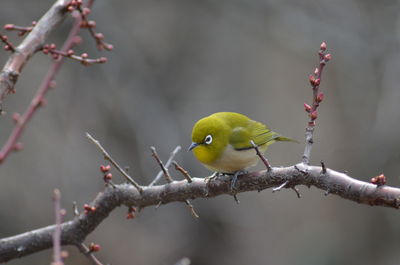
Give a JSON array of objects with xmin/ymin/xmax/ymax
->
[{"xmin": 1, "ymin": 0, "xmax": 400, "ymax": 264}]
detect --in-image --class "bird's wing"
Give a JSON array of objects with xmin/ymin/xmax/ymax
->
[{"xmin": 230, "ymin": 121, "xmax": 279, "ymax": 150}]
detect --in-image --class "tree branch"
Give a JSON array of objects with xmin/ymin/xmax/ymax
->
[
  {"xmin": 0, "ymin": 0, "xmax": 71, "ymax": 109},
  {"xmin": 1, "ymin": 164, "xmax": 399, "ymax": 263},
  {"xmin": 0, "ymin": 10, "xmax": 82, "ymax": 163}
]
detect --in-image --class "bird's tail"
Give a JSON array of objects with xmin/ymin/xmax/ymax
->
[{"xmin": 275, "ymin": 135, "xmax": 298, "ymax": 143}]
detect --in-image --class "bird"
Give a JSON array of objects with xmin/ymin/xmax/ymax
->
[{"xmin": 188, "ymin": 112, "xmax": 295, "ymax": 189}]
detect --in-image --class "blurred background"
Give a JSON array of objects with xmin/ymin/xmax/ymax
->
[{"xmin": 1, "ymin": 0, "xmax": 400, "ymax": 264}]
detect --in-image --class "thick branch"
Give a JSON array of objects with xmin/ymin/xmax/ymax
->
[
  {"xmin": 0, "ymin": 0, "xmax": 70, "ymax": 108},
  {"xmin": 1, "ymin": 164, "xmax": 400, "ymax": 263}
]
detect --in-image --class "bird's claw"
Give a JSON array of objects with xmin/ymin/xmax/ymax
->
[
  {"xmin": 230, "ymin": 170, "xmax": 247, "ymax": 191},
  {"xmin": 204, "ymin": 172, "xmax": 220, "ymax": 183}
]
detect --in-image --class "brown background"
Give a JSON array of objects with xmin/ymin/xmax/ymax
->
[{"xmin": 1, "ymin": 0, "xmax": 400, "ymax": 264}]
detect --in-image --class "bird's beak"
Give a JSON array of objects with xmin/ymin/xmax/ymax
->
[{"xmin": 188, "ymin": 142, "xmax": 199, "ymax": 151}]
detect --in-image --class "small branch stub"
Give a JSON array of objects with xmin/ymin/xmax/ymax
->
[
  {"xmin": 250, "ymin": 140, "xmax": 272, "ymax": 171},
  {"xmin": 151, "ymin": 146, "xmax": 173, "ymax": 183},
  {"xmin": 149, "ymin": 146, "xmax": 181, "ymax": 186},
  {"xmin": 173, "ymin": 161, "xmax": 192, "ymax": 183}
]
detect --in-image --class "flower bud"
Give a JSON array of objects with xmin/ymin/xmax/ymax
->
[
  {"xmin": 104, "ymin": 173, "xmax": 113, "ymax": 181},
  {"xmin": 303, "ymin": 103, "xmax": 312, "ymax": 113},
  {"xmin": 100, "ymin": 164, "xmax": 111, "ymax": 173},
  {"xmin": 89, "ymin": 243, "xmax": 101, "ymax": 252},
  {"xmin": 310, "ymin": 111, "xmax": 318, "ymax": 120},
  {"xmin": 4, "ymin": 24, "xmax": 14, "ymax": 30},
  {"xmin": 316, "ymin": 92, "xmax": 324, "ymax": 103},
  {"xmin": 309, "ymin": 75, "xmax": 315, "ymax": 85},
  {"xmin": 320, "ymin": 42, "xmax": 327, "ymax": 51},
  {"xmin": 324, "ymin": 53, "xmax": 332, "ymax": 62}
]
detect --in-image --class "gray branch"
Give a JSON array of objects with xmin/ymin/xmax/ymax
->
[
  {"xmin": 0, "ymin": 0, "xmax": 70, "ymax": 108},
  {"xmin": 1, "ymin": 163, "xmax": 400, "ymax": 263}
]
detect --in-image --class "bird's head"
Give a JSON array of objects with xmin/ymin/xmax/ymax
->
[{"xmin": 189, "ymin": 115, "xmax": 230, "ymax": 164}]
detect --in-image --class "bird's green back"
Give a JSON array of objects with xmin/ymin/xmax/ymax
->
[{"xmin": 210, "ymin": 112, "xmax": 295, "ymax": 150}]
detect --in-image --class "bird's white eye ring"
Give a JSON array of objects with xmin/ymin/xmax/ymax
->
[{"xmin": 204, "ymin": 135, "xmax": 213, "ymax": 145}]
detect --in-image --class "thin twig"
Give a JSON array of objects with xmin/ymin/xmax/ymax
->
[
  {"xmin": 173, "ymin": 161, "xmax": 192, "ymax": 183},
  {"xmin": 291, "ymin": 187, "xmax": 301, "ymax": 198},
  {"xmin": 302, "ymin": 42, "xmax": 331, "ymax": 164},
  {"xmin": 0, "ymin": 0, "xmax": 71, "ymax": 108},
  {"xmin": 184, "ymin": 200, "xmax": 199, "ymax": 218},
  {"xmin": 272, "ymin": 181, "xmax": 289, "ymax": 192},
  {"xmin": 77, "ymin": 243, "xmax": 104, "ymax": 265},
  {"xmin": 3, "ymin": 22, "xmax": 36, "ymax": 36},
  {"xmin": 0, "ymin": 35, "xmax": 15, "ymax": 52},
  {"xmin": 86, "ymin": 133, "xmax": 143, "ymax": 193},
  {"xmin": 149, "ymin": 146, "xmax": 181, "ymax": 186},
  {"xmin": 42, "ymin": 45, "xmax": 107, "ymax": 65},
  {"xmin": 0, "ymin": 8, "xmax": 83, "ymax": 163},
  {"xmin": 250, "ymin": 140, "xmax": 272, "ymax": 171},
  {"xmin": 150, "ymin": 146, "xmax": 173, "ymax": 183}
]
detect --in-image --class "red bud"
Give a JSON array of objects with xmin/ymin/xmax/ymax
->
[
  {"xmin": 4, "ymin": 24, "xmax": 14, "ymax": 30},
  {"xmin": 105, "ymin": 44, "xmax": 114, "ymax": 51},
  {"xmin": 95, "ymin": 33, "xmax": 104, "ymax": 40},
  {"xmin": 84, "ymin": 204, "xmax": 96, "ymax": 213},
  {"xmin": 303, "ymin": 103, "xmax": 312, "ymax": 113},
  {"xmin": 12, "ymin": 112, "xmax": 21, "ymax": 122},
  {"xmin": 320, "ymin": 42, "xmax": 327, "ymax": 51},
  {"xmin": 314, "ymin": 78, "xmax": 321, "ymax": 86},
  {"xmin": 309, "ymin": 75, "xmax": 315, "ymax": 85},
  {"xmin": 324, "ymin": 53, "xmax": 332, "ymax": 62},
  {"xmin": 310, "ymin": 111, "xmax": 318, "ymax": 120},
  {"xmin": 371, "ymin": 174, "xmax": 386, "ymax": 186},
  {"xmin": 104, "ymin": 173, "xmax": 113, "ymax": 180},
  {"xmin": 316, "ymin": 92, "xmax": 324, "ymax": 103},
  {"xmin": 89, "ymin": 243, "xmax": 101, "ymax": 252},
  {"xmin": 87, "ymin": 20, "xmax": 96, "ymax": 28},
  {"xmin": 100, "ymin": 164, "xmax": 111, "ymax": 173},
  {"xmin": 14, "ymin": 142, "xmax": 23, "ymax": 151}
]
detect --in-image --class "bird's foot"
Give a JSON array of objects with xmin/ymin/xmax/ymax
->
[{"xmin": 230, "ymin": 170, "xmax": 247, "ymax": 191}]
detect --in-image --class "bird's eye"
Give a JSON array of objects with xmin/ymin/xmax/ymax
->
[{"xmin": 204, "ymin": 135, "xmax": 213, "ymax": 145}]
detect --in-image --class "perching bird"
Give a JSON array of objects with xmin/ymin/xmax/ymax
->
[{"xmin": 189, "ymin": 112, "xmax": 295, "ymax": 188}]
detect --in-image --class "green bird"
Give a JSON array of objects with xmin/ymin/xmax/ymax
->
[{"xmin": 189, "ymin": 112, "xmax": 295, "ymax": 187}]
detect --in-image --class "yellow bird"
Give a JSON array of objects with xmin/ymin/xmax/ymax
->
[{"xmin": 189, "ymin": 112, "xmax": 295, "ymax": 187}]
